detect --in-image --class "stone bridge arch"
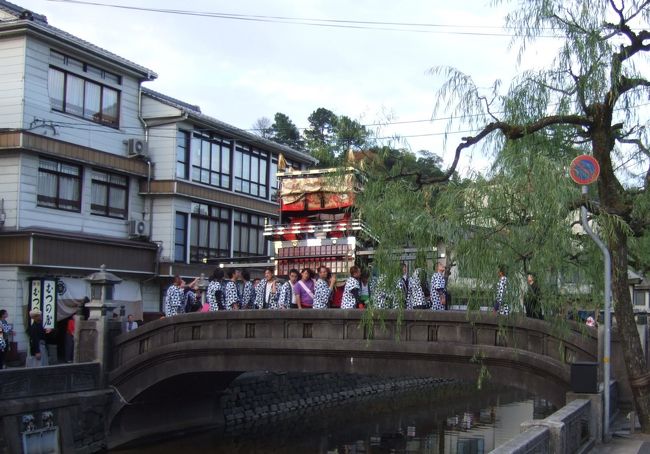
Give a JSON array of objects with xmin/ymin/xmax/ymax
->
[{"xmin": 109, "ymin": 311, "xmax": 598, "ymax": 407}]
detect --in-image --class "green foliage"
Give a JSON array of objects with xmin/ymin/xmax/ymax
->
[
  {"xmin": 259, "ymin": 108, "xmax": 373, "ymax": 167},
  {"xmin": 269, "ymin": 112, "xmax": 303, "ymax": 150},
  {"xmin": 357, "ymin": 0, "xmax": 650, "ymax": 423},
  {"xmin": 358, "ymin": 143, "xmax": 605, "ymax": 320},
  {"xmin": 335, "ymin": 115, "xmax": 370, "ymax": 152},
  {"xmin": 470, "ymin": 351, "xmax": 492, "ymax": 390},
  {"xmin": 357, "ymin": 0, "xmax": 650, "ymax": 320}
]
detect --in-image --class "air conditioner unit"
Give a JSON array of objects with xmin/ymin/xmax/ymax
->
[
  {"xmin": 126, "ymin": 138, "xmax": 148, "ymax": 156},
  {"xmin": 128, "ymin": 219, "xmax": 150, "ymax": 238}
]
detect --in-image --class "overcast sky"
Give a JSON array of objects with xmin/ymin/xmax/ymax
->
[{"xmin": 17, "ymin": 0, "xmax": 563, "ymax": 172}]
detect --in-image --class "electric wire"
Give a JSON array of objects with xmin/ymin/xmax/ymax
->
[
  {"xmin": 34, "ymin": 101, "xmax": 650, "ymax": 143},
  {"xmin": 45, "ymin": 0, "xmax": 560, "ymax": 38}
]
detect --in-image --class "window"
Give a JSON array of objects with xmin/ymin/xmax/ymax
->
[
  {"xmin": 176, "ymin": 130, "xmax": 190, "ymax": 180},
  {"xmin": 50, "ymin": 50, "xmax": 122, "ymax": 84},
  {"xmin": 48, "ymin": 67, "xmax": 120, "ymax": 127},
  {"xmin": 233, "ymin": 210, "xmax": 267, "ymax": 257},
  {"xmin": 175, "ymin": 212, "xmax": 188, "ymax": 263},
  {"xmin": 190, "ymin": 203, "xmax": 230, "ymax": 262},
  {"xmin": 91, "ymin": 170, "xmax": 128, "ymax": 219},
  {"xmin": 37, "ymin": 159, "xmax": 82, "ymax": 212},
  {"xmin": 191, "ymin": 133, "xmax": 231, "ymax": 189},
  {"xmin": 234, "ymin": 144, "xmax": 268, "ymax": 198}
]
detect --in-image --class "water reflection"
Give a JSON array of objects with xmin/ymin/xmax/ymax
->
[{"xmin": 115, "ymin": 388, "xmax": 554, "ymax": 454}]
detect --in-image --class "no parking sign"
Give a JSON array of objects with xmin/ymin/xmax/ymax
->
[{"xmin": 570, "ymin": 155, "xmax": 600, "ymax": 185}]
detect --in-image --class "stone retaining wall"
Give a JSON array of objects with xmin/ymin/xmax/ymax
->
[
  {"xmin": 0, "ymin": 363, "xmax": 108, "ymax": 454},
  {"xmin": 221, "ymin": 372, "xmax": 459, "ymax": 432}
]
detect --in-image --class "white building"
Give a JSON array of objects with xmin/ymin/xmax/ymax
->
[{"xmin": 0, "ymin": 0, "xmax": 314, "ymax": 359}]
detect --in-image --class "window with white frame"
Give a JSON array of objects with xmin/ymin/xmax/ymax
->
[
  {"xmin": 189, "ymin": 202, "xmax": 230, "ymax": 263},
  {"xmin": 233, "ymin": 144, "xmax": 268, "ymax": 199},
  {"xmin": 176, "ymin": 130, "xmax": 190, "ymax": 180},
  {"xmin": 175, "ymin": 212, "xmax": 188, "ymax": 263},
  {"xmin": 191, "ymin": 133, "xmax": 231, "ymax": 189},
  {"xmin": 233, "ymin": 210, "xmax": 267, "ymax": 257}
]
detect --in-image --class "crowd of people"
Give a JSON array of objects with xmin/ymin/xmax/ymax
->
[
  {"xmin": 161, "ymin": 262, "xmax": 551, "ymax": 320},
  {"xmin": 162, "ymin": 262, "xmax": 486, "ymax": 316}
]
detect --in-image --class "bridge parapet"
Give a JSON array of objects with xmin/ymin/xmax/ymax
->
[
  {"xmin": 493, "ymin": 398, "xmax": 596, "ymax": 453},
  {"xmin": 111, "ymin": 311, "xmax": 597, "ymax": 371}
]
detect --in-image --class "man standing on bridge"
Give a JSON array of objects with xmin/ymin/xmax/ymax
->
[
  {"xmin": 396, "ymin": 262, "xmax": 409, "ymax": 309},
  {"xmin": 224, "ymin": 269, "xmax": 241, "ymax": 310},
  {"xmin": 430, "ymin": 262, "xmax": 447, "ymax": 311},
  {"xmin": 164, "ymin": 275, "xmax": 186, "ymax": 317},
  {"xmin": 278, "ymin": 268, "xmax": 299, "ymax": 309},
  {"xmin": 494, "ymin": 267, "xmax": 509, "ymax": 316},
  {"xmin": 524, "ymin": 273, "xmax": 543, "ymax": 320},
  {"xmin": 207, "ymin": 269, "xmax": 225, "ymax": 311},
  {"xmin": 255, "ymin": 268, "xmax": 280, "ymax": 309}
]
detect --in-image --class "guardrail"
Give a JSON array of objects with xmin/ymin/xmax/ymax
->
[
  {"xmin": 0, "ymin": 362, "xmax": 101, "ymax": 399},
  {"xmin": 492, "ymin": 399, "xmax": 594, "ymax": 453}
]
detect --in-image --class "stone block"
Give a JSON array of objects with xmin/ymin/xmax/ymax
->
[{"xmin": 566, "ymin": 391, "xmax": 602, "ymax": 443}]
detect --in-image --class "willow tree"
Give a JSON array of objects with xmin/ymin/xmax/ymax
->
[{"xmin": 358, "ymin": 0, "xmax": 650, "ymax": 430}]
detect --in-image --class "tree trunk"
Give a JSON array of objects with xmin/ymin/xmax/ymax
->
[
  {"xmin": 610, "ymin": 227, "xmax": 650, "ymax": 432},
  {"xmin": 590, "ymin": 113, "xmax": 650, "ymax": 431}
]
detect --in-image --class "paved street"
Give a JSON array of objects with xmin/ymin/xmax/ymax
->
[
  {"xmin": 592, "ymin": 414, "xmax": 650, "ymax": 453},
  {"xmin": 591, "ymin": 436, "xmax": 650, "ymax": 453}
]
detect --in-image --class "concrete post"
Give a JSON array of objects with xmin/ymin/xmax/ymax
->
[
  {"xmin": 74, "ymin": 302, "xmax": 117, "ymax": 385},
  {"xmin": 566, "ymin": 391, "xmax": 603, "ymax": 444}
]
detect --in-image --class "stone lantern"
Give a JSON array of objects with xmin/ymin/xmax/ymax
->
[
  {"xmin": 84, "ymin": 264, "xmax": 122, "ymax": 320},
  {"xmin": 75, "ymin": 265, "xmax": 122, "ymax": 373}
]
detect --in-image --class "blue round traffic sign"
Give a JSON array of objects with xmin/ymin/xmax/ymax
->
[{"xmin": 570, "ymin": 155, "xmax": 600, "ymax": 185}]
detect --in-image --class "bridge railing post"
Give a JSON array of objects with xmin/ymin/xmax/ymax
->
[{"xmin": 74, "ymin": 303, "xmax": 119, "ymax": 386}]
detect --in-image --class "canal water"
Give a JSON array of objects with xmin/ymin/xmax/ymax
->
[{"xmin": 115, "ymin": 385, "xmax": 554, "ymax": 453}]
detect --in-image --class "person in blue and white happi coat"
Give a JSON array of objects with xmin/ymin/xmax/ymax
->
[
  {"xmin": 341, "ymin": 266, "xmax": 362, "ymax": 309},
  {"xmin": 241, "ymin": 270, "xmax": 256, "ymax": 310},
  {"xmin": 313, "ymin": 266, "xmax": 337, "ymax": 309},
  {"xmin": 395, "ymin": 262, "xmax": 409, "ymax": 309},
  {"xmin": 494, "ymin": 266, "xmax": 509, "ymax": 315},
  {"xmin": 430, "ymin": 262, "xmax": 447, "ymax": 311},
  {"xmin": 164, "ymin": 275, "xmax": 186, "ymax": 317},
  {"xmin": 407, "ymin": 268, "xmax": 428, "ymax": 310},
  {"xmin": 224, "ymin": 268, "xmax": 241, "ymax": 310},
  {"xmin": 255, "ymin": 268, "xmax": 280, "ymax": 309},
  {"xmin": 369, "ymin": 274, "xmax": 389, "ymax": 309},
  {"xmin": 207, "ymin": 269, "xmax": 225, "ymax": 311},
  {"xmin": 277, "ymin": 269, "xmax": 300, "ymax": 309}
]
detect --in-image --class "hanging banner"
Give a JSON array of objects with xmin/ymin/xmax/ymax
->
[
  {"xmin": 30, "ymin": 280, "xmax": 42, "ymax": 313},
  {"xmin": 42, "ymin": 280, "xmax": 57, "ymax": 330},
  {"xmin": 28, "ymin": 278, "xmax": 57, "ymax": 329}
]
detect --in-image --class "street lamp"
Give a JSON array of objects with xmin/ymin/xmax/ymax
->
[{"xmin": 196, "ymin": 273, "xmax": 209, "ymax": 308}]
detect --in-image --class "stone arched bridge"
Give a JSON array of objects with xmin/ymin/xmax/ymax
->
[{"xmin": 109, "ymin": 310, "xmax": 599, "ymax": 406}]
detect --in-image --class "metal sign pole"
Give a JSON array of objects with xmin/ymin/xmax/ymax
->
[{"xmin": 580, "ymin": 184, "xmax": 611, "ymax": 439}]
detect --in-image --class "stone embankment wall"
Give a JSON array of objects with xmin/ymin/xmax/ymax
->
[
  {"xmin": 0, "ymin": 363, "xmax": 110, "ymax": 454},
  {"xmin": 221, "ymin": 372, "xmax": 459, "ymax": 432}
]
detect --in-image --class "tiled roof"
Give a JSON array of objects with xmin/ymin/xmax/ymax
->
[
  {"xmin": 142, "ymin": 87, "xmax": 318, "ymax": 165},
  {"xmin": 142, "ymin": 87, "xmax": 201, "ymax": 113},
  {"xmin": 0, "ymin": 0, "xmax": 157, "ymax": 79},
  {"xmin": 0, "ymin": 0, "xmax": 47, "ymax": 22}
]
